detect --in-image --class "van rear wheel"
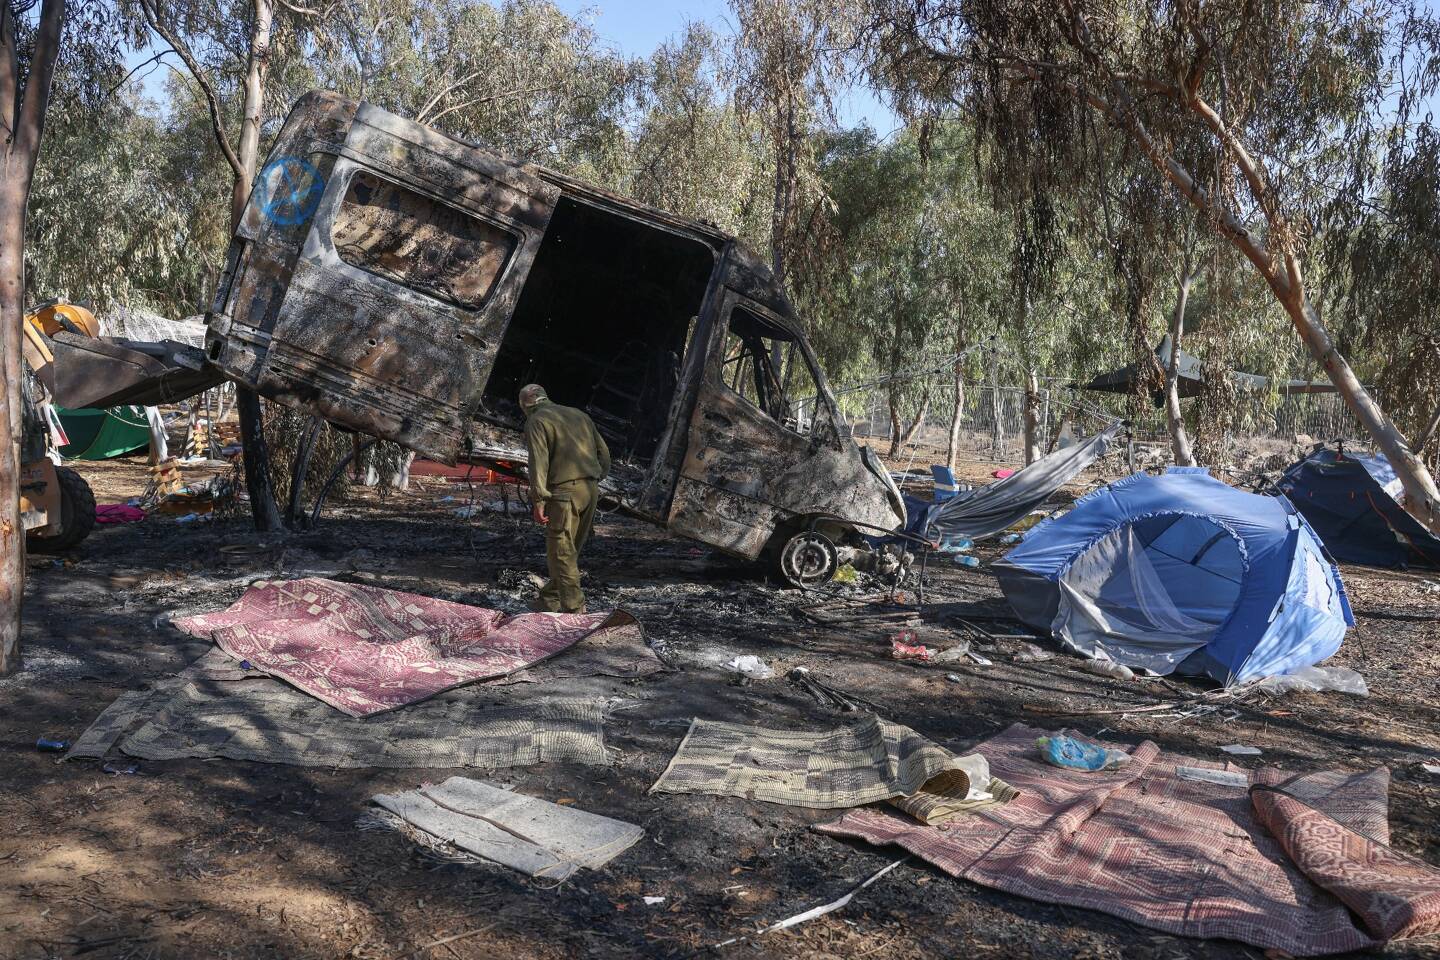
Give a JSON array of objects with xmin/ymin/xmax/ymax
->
[{"xmin": 774, "ymin": 530, "xmax": 838, "ymax": 588}]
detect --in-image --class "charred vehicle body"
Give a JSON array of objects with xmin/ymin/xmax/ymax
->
[{"xmin": 199, "ymin": 92, "xmax": 904, "ymax": 582}]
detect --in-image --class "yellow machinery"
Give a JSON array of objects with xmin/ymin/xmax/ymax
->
[{"xmin": 20, "ymin": 303, "xmax": 99, "ymax": 553}]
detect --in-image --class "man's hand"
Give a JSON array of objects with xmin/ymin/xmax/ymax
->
[{"xmin": 532, "ymin": 501, "xmax": 548, "ymax": 525}]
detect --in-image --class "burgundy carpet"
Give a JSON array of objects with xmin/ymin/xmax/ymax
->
[
  {"xmin": 174, "ymin": 578, "xmax": 637, "ymax": 717},
  {"xmin": 816, "ymin": 723, "xmax": 1440, "ymax": 956}
]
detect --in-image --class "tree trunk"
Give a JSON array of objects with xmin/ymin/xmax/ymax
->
[
  {"xmin": 900, "ymin": 386, "xmax": 931, "ymax": 449},
  {"xmin": 233, "ymin": 0, "xmax": 284, "ymax": 531},
  {"xmin": 990, "ymin": 381, "xmax": 1005, "ymax": 459},
  {"xmin": 1023, "ymin": 370, "xmax": 1042, "ymax": 464},
  {"xmin": 1166, "ymin": 263, "xmax": 1197, "ymax": 466},
  {"xmin": 0, "ymin": 184, "xmax": 26, "ymax": 677},
  {"xmin": 886, "ymin": 380, "xmax": 903, "ymax": 458},
  {"xmin": 947, "ymin": 366, "xmax": 965, "ymax": 472},
  {"xmin": 1, "ymin": 0, "xmax": 66, "ymax": 676}
]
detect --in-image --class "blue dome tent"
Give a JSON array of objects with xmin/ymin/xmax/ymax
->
[
  {"xmin": 1278, "ymin": 448, "xmax": 1440, "ymax": 569},
  {"xmin": 994, "ymin": 467, "xmax": 1353, "ymax": 685}
]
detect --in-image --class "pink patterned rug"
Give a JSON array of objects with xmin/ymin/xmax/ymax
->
[
  {"xmin": 173, "ymin": 578, "xmax": 638, "ymax": 717},
  {"xmin": 817, "ymin": 723, "xmax": 1440, "ymax": 956}
]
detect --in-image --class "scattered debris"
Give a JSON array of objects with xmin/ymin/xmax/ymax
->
[
  {"xmin": 1012, "ymin": 643, "xmax": 1055, "ymax": 663},
  {"xmin": 1175, "ymin": 766, "xmax": 1248, "ymax": 787},
  {"xmin": 1081, "ymin": 660, "xmax": 1136, "ymax": 681},
  {"xmin": 712, "ymin": 857, "xmax": 908, "ymax": 950},
  {"xmin": 890, "ymin": 638, "xmax": 934, "ymax": 661},
  {"xmin": 725, "ymin": 655, "xmax": 775, "ymax": 681},
  {"xmin": 786, "ymin": 667, "xmax": 875, "ymax": 713},
  {"xmin": 1221, "ymin": 744, "xmax": 1263, "ymax": 756},
  {"xmin": 1257, "ymin": 665, "xmax": 1368, "ymax": 697}
]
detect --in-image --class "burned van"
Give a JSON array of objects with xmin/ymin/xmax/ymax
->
[{"xmin": 205, "ymin": 92, "xmax": 905, "ymax": 583}]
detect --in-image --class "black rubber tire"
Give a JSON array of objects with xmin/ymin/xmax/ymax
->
[{"xmin": 28, "ymin": 465, "xmax": 97, "ymax": 554}]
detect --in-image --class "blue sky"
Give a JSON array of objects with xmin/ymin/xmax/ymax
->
[{"xmin": 550, "ymin": 0, "xmax": 901, "ymax": 132}]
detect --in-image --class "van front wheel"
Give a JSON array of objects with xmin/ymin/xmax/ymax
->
[{"xmin": 773, "ymin": 530, "xmax": 838, "ymax": 588}]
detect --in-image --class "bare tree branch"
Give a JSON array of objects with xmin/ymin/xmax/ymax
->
[
  {"xmin": 137, "ymin": 0, "xmax": 246, "ymax": 181},
  {"xmin": 422, "ymin": 84, "xmax": 558, "ymax": 126}
]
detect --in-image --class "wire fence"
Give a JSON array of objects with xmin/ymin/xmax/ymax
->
[{"xmin": 833, "ymin": 377, "xmax": 1362, "ymax": 466}]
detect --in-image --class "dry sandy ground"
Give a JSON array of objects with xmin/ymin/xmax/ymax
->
[{"xmin": 1, "ymin": 453, "xmax": 1438, "ymax": 960}]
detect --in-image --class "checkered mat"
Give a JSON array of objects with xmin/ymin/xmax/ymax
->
[
  {"xmin": 115, "ymin": 679, "xmax": 610, "ymax": 768},
  {"xmin": 816, "ymin": 723, "xmax": 1440, "ymax": 956},
  {"xmin": 173, "ymin": 577, "xmax": 640, "ymax": 716},
  {"xmin": 649, "ymin": 717, "xmax": 1017, "ymax": 823}
]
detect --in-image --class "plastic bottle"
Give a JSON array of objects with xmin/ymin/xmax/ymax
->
[
  {"xmin": 1036, "ymin": 735, "xmax": 1131, "ymax": 771},
  {"xmin": 941, "ymin": 536, "xmax": 973, "ymax": 553},
  {"xmin": 35, "ymin": 737, "xmax": 69, "ymax": 752},
  {"xmin": 954, "ymin": 555, "xmax": 981, "ymax": 569}
]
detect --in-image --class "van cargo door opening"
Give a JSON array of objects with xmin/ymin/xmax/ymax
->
[{"xmin": 480, "ymin": 196, "xmax": 716, "ymax": 464}]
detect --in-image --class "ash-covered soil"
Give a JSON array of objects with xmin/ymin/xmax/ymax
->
[{"xmin": 2, "ymin": 456, "xmax": 1438, "ymax": 960}]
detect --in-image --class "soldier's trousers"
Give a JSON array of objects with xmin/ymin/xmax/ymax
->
[{"xmin": 534, "ymin": 477, "xmax": 598, "ymax": 614}]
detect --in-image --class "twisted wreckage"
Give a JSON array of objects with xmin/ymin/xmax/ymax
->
[{"xmin": 40, "ymin": 91, "xmax": 906, "ymax": 582}]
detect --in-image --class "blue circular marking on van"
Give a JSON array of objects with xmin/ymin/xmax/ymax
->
[{"xmin": 257, "ymin": 156, "xmax": 325, "ymax": 226}]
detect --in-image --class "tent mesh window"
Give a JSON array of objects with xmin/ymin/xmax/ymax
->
[{"xmin": 1057, "ymin": 513, "xmax": 1245, "ymax": 672}]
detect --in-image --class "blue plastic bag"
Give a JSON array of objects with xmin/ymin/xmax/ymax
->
[{"xmin": 1035, "ymin": 735, "xmax": 1130, "ymax": 771}]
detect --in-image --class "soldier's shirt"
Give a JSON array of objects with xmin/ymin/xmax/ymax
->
[{"xmin": 523, "ymin": 400, "xmax": 611, "ymax": 502}]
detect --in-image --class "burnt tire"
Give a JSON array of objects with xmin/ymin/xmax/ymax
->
[
  {"xmin": 28, "ymin": 466, "xmax": 97, "ymax": 554},
  {"xmin": 773, "ymin": 529, "xmax": 839, "ymax": 588}
]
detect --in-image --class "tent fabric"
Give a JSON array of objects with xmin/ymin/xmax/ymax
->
[
  {"xmin": 1084, "ymin": 335, "xmax": 1337, "ymax": 402},
  {"xmin": 56, "ymin": 405, "xmax": 152, "ymax": 460},
  {"xmin": 994, "ymin": 467, "xmax": 1353, "ymax": 685},
  {"xmin": 1278, "ymin": 449, "xmax": 1440, "ymax": 569},
  {"xmin": 919, "ymin": 421, "xmax": 1125, "ymax": 541}
]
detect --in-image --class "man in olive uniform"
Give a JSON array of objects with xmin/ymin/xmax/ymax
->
[{"xmin": 520, "ymin": 384, "xmax": 611, "ymax": 613}]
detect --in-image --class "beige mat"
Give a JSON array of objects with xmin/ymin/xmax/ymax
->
[
  {"xmin": 373, "ymin": 777, "xmax": 644, "ymax": 879},
  {"xmin": 650, "ymin": 717, "xmax": 1015, "ymax": 823}
]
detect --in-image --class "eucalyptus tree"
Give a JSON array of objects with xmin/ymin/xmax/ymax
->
[
  {"xmin": 729, "ymin": 0, "xmax": 854, "ymax": 289},
  {"xmin": 624, "ymin": 22, "xmax": 770, "ymax": 243},
  {"xmin": 1, "ymin": 0, "xmax": 67, "ymax": 673},
  {"xmin": 294, "ymin": 0, "xmax": 636, "ymax": 175},
  {"xmin": 859, "ymin": 0, "xmax": 1440, "ymax": 532}
]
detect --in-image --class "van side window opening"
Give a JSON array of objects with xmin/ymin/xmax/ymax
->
[
  {"xmin": 722, "ymin": 306, "xmax": 824, "ymax": 437},
  {"xmin": 332, "ymin": 170, "xmax": 516, "ymax": 309}
]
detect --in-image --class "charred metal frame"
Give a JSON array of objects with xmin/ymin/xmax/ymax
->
[{"xmin": 203, "ymin": 91, "xmax": 907, "ymax": 562}]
